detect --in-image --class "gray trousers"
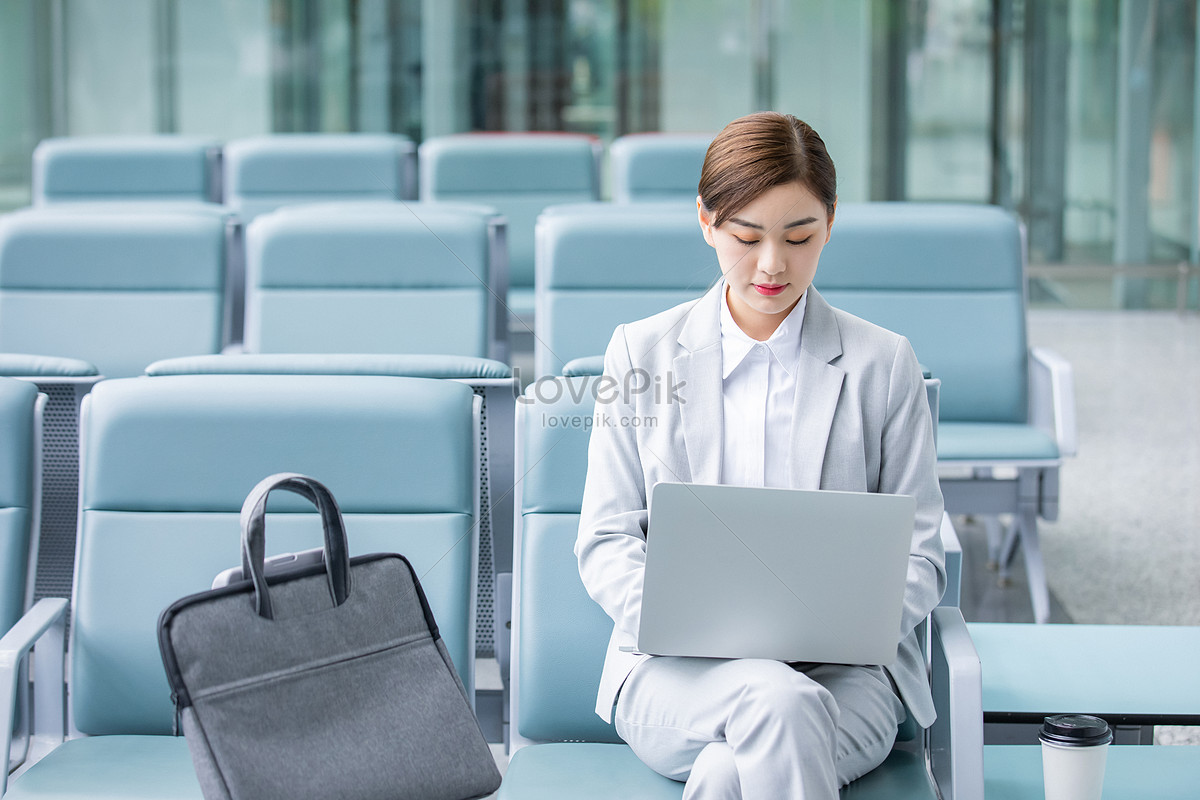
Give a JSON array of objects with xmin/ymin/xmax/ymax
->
[{"xmin": 613, "ymin": 657, "xmax": 905, "ymax": 800}]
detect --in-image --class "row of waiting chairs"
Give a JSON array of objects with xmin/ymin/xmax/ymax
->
[
  {"xmin": 32, "ymin": 132, "xmax": 710, "ymax": 209},
  {"xmin": 0, "ymin": 201, "xmax": 510, "ymax": 375},
  {"xmin": 30, "ymin": 132, "xmax": 714, "ymax": 323},
  {"xmin": 0, "ymin": 354, "xmax": 516, "ymax": 671},
  {"xmin": 0, "ymin": 201, "xmax": 1076, "ymax": 624},
  {"xmin": 0, "ymin": 367, "xmax": 1195, "ymax": 797},
  {"xmin": 0, "ymin": 363, "xmax": 973, "ymax": 800}
]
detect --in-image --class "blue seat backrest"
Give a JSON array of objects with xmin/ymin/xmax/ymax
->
[
  {"xmin": 142, "ymin": 353, "xmax": 517, "ymax": 660},
  {"xmin": 244, "ymin": 204, "xmax": 495, "ymax": 357},
  {"xmin": 515, "ymin": 376, "xmax": 623, "ymax": 744},
  {"xmin": 608, "ymin": 133, "xmax": 713, "ymax": 203},
  {"xmin": 535, "ymin": 202, "xmax": 714, "ymax": 377},
  {"xmin": 815, "ymin": 202, "xmax": 1028, "ymax": 424},
  {"xmin": 223, "ymin": 134, "xmax": 416, "ymax": 221},
  {"xmin": 0, "ymin": 377, "xmax": 38, "ymax": 633},
  {"xmin": 419, "ymin": 134, "xmax": 600, "ymax": 296},
  {"xmin": 0, "ymin": 208, "xmax": 228, "ymax": 378},
  {"xmin": 32, "ymin": 136, "xmax": 220, "ymax": 204},
  {"xmin": 72, "ymin": 374, "xmax": 477, "ymax": 735}
]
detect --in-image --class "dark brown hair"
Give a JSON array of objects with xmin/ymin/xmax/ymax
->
[{"xmin": 698, "ymin": 112, "xmax": 837, "ymax": 227}]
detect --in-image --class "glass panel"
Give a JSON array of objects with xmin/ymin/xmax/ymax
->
[
  {"xmin": 774, "ymin": 1, "xmax": 873, "ymax": 201},
  {"xmin": 1149, "ymin": 0, "xmax": 1195, "ymax": 263},
  {"xmin": 64, "ymin": 0, "xmax": 157, "ymax": 134},
  {"xmin": 659, "ymin": 0, "xmax": 756, "ymax": 132},
  {"xmin": 560, "ymin": 0, "xmax": 618, "ymax": 138},
  {"xmin": 1063, "ymin": 0, "xmax": 1118, "ymax": 262},
  {"xmin": 905, "ymin": 0, "xmax": 993, "ymax": 202},
  {"xmin": 317, "ymin": 0, "xmax": 353, "ymax": 131},
  {"xmin": 175, "ymin": 0, "xmax": 272, "ymax": 138},
  {"xmin": 0, "ymin": 0, "xmax": 41, "ymax": 209}
]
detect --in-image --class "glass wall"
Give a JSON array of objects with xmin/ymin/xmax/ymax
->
[{"xmin": 1, "ymin": 0, "xmax": 1197, "ymax": 308}]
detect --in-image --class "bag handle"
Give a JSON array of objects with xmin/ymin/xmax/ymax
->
[{"xmin": 239, "ymin": 473, "xmax": 352, "ymax": 620}]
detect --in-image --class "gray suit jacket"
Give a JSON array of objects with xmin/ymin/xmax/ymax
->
[{"xmin": 575, "ymin": 282, "xmax": 946, "ymax": 728}]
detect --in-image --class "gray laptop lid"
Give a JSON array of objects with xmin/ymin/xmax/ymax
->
[{"xmin": 637, "ymin": 482, "xmax": 917, "ymax": 664}]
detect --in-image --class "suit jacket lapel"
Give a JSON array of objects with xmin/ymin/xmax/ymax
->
[
  {"xmin": 674, "ymin": 282, "xmax": 724, "ymax": 485},
  {"xmin": 790, "ymin": 289, "xmax": 846, "ymax": 490}
]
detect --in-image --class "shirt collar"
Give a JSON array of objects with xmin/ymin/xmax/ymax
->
[{"xmin": 720, "ymin": 286, "xmax": 806, "ymax": 379}]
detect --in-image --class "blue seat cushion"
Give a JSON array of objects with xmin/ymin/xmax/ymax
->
[
  {"xmin": 937, "ymin": 422, "xmax": 1058, "ymax": 462},
  {"xmin": 500, "ymin": 743, "xmax": 936, "ymax": 799},
  {"xmin": 499, "ymin": 743, "xmax": 684, "ymax": 799},
  {"xmin": 5, "ymin": 736, "xmax": 201, "ymax": 799},
  {"xmin": 985, "ymin": 744, "xmax": 1200, "ymax": 800}
]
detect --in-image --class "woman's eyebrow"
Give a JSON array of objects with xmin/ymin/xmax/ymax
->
[{"xmin": 729, "ymin": 215, "xmax": 819, "ymax": 230}]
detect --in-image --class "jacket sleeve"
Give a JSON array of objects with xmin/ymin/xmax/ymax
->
[
  {"xmin": 575, "ymin": 325, "xmax": 651, "ymax": 641},
  {"xmin": 882, "ymin": 335, "xmax": 947, "ymax": 639}
]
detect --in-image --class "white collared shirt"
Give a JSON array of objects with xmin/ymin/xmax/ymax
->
[{"xmin": 719, "ymin": 286, "xmax": 806, "ymax": 488}]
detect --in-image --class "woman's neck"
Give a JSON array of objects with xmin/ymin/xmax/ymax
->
[{"xmin": 726, "ymin": 286, "xmax": 799, "ymax": 341}]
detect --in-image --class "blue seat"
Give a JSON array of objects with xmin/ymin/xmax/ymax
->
[
  {"xmin": 419, "ymin": 133, "xmax": 601, "ymax": 323},
  {"xmin": 31, "ymin": 137, "xmax": 221, "ymax": 205},
  {"xmin": 608, "ymin": 133, "xmax": 713, "ymax": 203},
  {"xmin": 0, "ymin": 356, "xmax": 101, "ymax": 607},
  {"xmin": 0, "ymin": 208, "xmax": 231, "ymax": 378},
  {"xmin": 816, "ymin": 203, "xmax": 1076, "ymax": 624},
  {"xmin": 222, "ymin": 134, "xmax": 416, "ymax": 222},
  {"xmin": 9, "ymin": 202, "xmax": 246, "ymax": 348},
  {"xmin": 142, "ymin": 353, "xmax": 518, "ymax": 665},
  {"xmin": 533, "ymin": 202, "xmax": 713, "ymax": 377},
  {"xmin": 503, "ymin": 375, "xmax": 984, "ymax": 799},
  {"xmin": 242, "ymin": 202, "xmax": 508, "ymax": 361},
  {"xmin": 0, "ymin": 377, "xmax": 39, "ymax": 636},
  {"xmin": 0, "ymin": 373, "xmax": 481, "ymax": 797}
]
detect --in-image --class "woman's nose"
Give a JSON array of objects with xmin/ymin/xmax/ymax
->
[{"xmin": 757, "ymin": 241, "xmax": 787, "ymax": 276}]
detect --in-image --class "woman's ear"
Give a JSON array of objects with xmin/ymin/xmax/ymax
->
[
  {"xmin": 697, "ymin": 196, "xmax": 717, "ymax": 248},
  {"xmin": 824, "ymin": 197, "xmax": 837, "ymax": 244}
]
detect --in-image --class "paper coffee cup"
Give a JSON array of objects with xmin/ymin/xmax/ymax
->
[{"xmin": 1040, "ymin": 714, "xmax": 1113, "ymax": 800}]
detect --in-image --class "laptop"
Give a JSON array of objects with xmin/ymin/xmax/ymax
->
[{"xmin": 635, "ymin": 482, "xmax": 917, "ymax": 665}]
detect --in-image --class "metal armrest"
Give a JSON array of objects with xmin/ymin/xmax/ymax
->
[
  {"xmin": 1029, "ymin": 347, "xmax": 1077, "ymax": 458},
  {"xmin": 928, "ymin": 606, "xmax": 983, "ymax": 800},
  {"xmin": 0, "ymin": 598, "xmax": 68, "ymax": 795},
  {"xmin": 938, "ymin": 512, "xmax": 962, "ymax": 608}
]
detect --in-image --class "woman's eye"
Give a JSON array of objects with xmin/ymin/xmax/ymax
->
[
  {"xmin": 787, "ymin": 236, "xmax": 813, "ymax": 246},
  {"xmin": 733, "ymin": 236, "xmax": 759, "ymax": 246}
]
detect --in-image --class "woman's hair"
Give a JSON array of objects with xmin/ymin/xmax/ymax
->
[{"xmin": 698, "ymin": 112, "xmax": 837, "ymax": 227}]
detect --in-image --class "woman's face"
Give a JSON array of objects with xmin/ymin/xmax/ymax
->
[{"xmin": 698, "ymin": 181, "xmax": 834, "ymax": 340}]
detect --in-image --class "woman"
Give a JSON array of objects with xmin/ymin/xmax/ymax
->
[{"xmin": 575, "ymin": 112, "xmax": 946, "ymax": 799}]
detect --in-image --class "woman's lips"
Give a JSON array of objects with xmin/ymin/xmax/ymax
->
[{"xmin": 753, "ymin": 284, "xmax": 786, "ymax": 296}]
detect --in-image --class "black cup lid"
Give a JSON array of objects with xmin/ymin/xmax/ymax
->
[{"xmin": 1039, "ymin": 715, "xmax": 1113, "ymax": 747}]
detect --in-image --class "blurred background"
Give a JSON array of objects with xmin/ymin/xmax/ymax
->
[{"xmin": 2, "ymin": 0, "xmax": 1198, "ymax": 312}]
